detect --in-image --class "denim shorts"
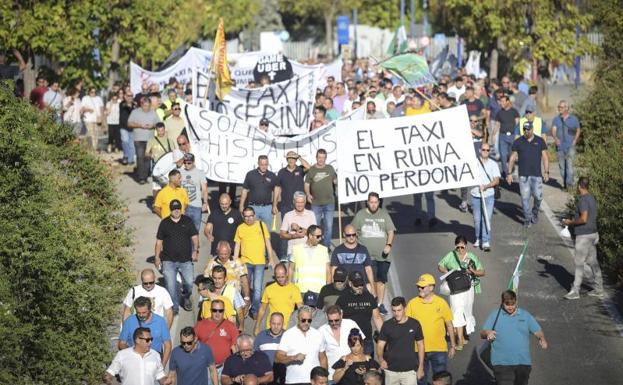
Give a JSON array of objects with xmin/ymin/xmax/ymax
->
[{"xmin": 371, "ymin": 260, "xmax": 391, "ymax": 283}]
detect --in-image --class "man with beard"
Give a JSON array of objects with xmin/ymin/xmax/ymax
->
[{"xmin": 167, "ymin": 326, "xmax": 218, "ymax": 385}]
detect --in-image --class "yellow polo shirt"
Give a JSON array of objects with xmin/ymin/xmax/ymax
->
[
  {"xmin": 154, "ymin": 185, "xmax": 189, "ymax": 219},
  {"xmin": 261, "ymin": 282, "xmax": 303, "ymax": 328},
  {"xmin": 234, "ymin": 221, "xmax": 269, "ymax": 265},
  {"xmin": 406, "ymin": 295, "xmax": 453, "ymax": 352}
]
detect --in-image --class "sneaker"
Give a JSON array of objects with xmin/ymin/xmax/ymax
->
[
  {"xmin": 564, "ymin": 290, "xmax": 580, "ymax": 300},
  {"xmin": 587, "ymin": 290, "xmax": 605, "ymax": 298},
  {"xmin": 121, "ymin": 157, "xmax": 128, "ymax": 165},
  {"xmin": 378, "ymin": 304, "xmax": 388, "ymax": 315},
  {"xmin": 459, "ymin": 202, "xmax": 468, "ymax": 212},
  {"xmin": 483, "ymin": 242, "xmax": 491, "ymax": 252},
  {"xmin": 473, "ymin": 240, "xmax": 480, "ymax": 248}
]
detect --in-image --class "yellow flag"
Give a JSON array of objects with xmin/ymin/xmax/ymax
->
[{"xmin": 209, "ymin": 18, "xmax": 233, "ymax": 100}]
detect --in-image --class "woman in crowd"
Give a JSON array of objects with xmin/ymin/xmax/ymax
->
[
  {"xmin": 438, "ymin": 235, "xmax": 485, "ymax": 350},
  {"xmin": 332, "ymin": 329, "xmax": 379, "ymax": 385}
]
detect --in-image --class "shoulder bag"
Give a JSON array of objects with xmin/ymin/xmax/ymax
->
[{"xmin": 445, "ymin": 251, "xmax": 472, "ymax": 295}]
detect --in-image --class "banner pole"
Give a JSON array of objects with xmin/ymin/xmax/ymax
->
[{"xmin": 338, "ymin": 202, "xmax": 343, "ymax": 245}]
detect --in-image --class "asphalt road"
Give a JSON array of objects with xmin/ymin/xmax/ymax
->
[{"xmin": 115, "ymin": 158, "xmax": 623, "ymax": 384}]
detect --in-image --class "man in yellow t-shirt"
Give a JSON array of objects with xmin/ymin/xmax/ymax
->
[
  {"xmin": 153, "ymin": 169, "xmax": 189, "ymax": 219},
  {"xmin": 253, "ymin": 263, "xmax": 303, "ymax": 335},
  {"xmin": 405, "ymin": 274, "xmax": 456, "ymax": 384},
  {"xmin": 196, "ymin": 275, "xmax": 236, "ymax": 323},
  {"xmin": 233, "ymin": 207, "xmax": 276, "ymax": 319},
  {"xmin": 405, "ymin": 94, "xmax": 432, "ymax": 116}
]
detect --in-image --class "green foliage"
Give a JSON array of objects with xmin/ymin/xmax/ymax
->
[
  {"xmin": 430, "ymin": 0, "xmax": 596, "ymax": 75},
  {"xmin": 0, "ymin": 82, "xmax": 133, "ymax": 384},
  {"xmin": 574, "ymin": 0, "xmax": 623, "ymax": 280}
]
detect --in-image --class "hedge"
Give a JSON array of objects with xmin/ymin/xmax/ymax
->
[{"xmin": 0, "ymin": 82, "xmax": 133, "ymax": 384}]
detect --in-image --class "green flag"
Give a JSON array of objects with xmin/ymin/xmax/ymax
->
[
  {"xmin": 508, "ymin": 241, "xmax": 529, "ymax": 292},
  {"xmin": 378, "ymin": 53, "xmax": 436, "ymax": 87},
  {"xmin": 387, "ymin": 25, "xmax": 408, "ymax": 56}
]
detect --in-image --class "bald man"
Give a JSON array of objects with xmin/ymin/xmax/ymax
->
[{"xmin": 122, "ymin": 268, "xmax": 174, "ymax": 329}]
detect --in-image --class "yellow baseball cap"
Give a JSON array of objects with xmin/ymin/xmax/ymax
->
[{"xmin": 416, "ymin": 273, "xmax": 436, "ymax": 287}]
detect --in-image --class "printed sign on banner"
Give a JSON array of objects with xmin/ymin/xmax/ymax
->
[
  {"xmin": 182, "ymin": 102, "xmax": 364, "ymax": 183},
  {"xmin": 336, "ymin": 105, "xmax": 479, "ymax": 203},
  {"xmin": 192, "ymin": 69, "xmax": 317, "ymax": 135},
  {"xmin": 253, "ymin": 54, "xmax": 293, "ymax": 83}
]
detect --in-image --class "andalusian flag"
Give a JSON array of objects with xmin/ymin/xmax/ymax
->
[
  {"xmin": 209, "ymin": 18, "xmax": 233, "ymax": 100},
  {"xmin": 378, "ymin": 53, "xmax": 436, "ymax": 87},
  {"xmin": 387, "ymin": 25, "xmax": 408, "ymax": 56},
  {"xmin": 508, "ymin": 241, "xmax": 528, "ymax": 292}
]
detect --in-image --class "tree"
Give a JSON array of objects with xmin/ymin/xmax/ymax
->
[
  {"xmin": 573, "ymin": 0, "xmax": 623, "ymax": 281},
  {"xmin": 429, "ymin": 0, "xmax": 595, "ymax": 78},
  {"xmin": 0, "ymin": 82, "xmax": 133, "ymax": 384}
]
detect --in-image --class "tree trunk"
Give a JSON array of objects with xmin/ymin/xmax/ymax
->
[
  {"xmin": 531, "ymin": 57, "xmax": 538, "ymax": 83},
  {"xmin": 489, "ymin": 48, "xmax": 498, "ymax": 80},
  {"xmin": 23, "ymin": 54, "xmax": 36, "ymax": 98},
  {"xmin": 324, "ymin": 11, "xmax": 334, "ymax": 58},
  {"xmin": 107, "ymin": 34, "xmax": 120, "ymax": 90}
]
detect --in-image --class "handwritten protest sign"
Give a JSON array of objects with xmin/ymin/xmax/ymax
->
[
  {"xmin": 192, "ymin": 70, "xmax": 317, "ymax": 135},
  {"xmin": 336, "ymin": 105, "xmax": 479, "ymax": 203},
  {"xmin": 183, "ymin": 102, "xmax": 364, "ymax": 183}
]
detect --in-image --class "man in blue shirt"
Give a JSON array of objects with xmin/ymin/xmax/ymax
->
[
  {"xmin": 168, "ymin": 326, "xmax": 218, "ymax": 385},
  {"xmin": 254, "ymin": 312, "xmax": 286, "ymax": 385},
  {"xmin": 551, "ymin": 100, "xmax": 581, "ymax": 189},
  {"xmin": 222, "ymin": 334, "xmax": 273, "ymax": 385},
  {"xmin": 119, "ymin": 296, "xmax": 172, "ymax": 366},
  {"xmin": 481, "ymin": 290, "xmax": 548, "ymax": 385}
]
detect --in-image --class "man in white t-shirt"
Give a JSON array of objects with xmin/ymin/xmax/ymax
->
[
  {"xmin": 471, "ymin": 143, "xmax": 500, "ymax": 252},
  {"xmin": 81, "ymin": 86, "xmax": 104, "ymax": 151},
  {"xmin": 280, "ymin": 191, "xmax": 317, "ymax": 261},
  {"xmin": 276, "ymin": 306, "xmax": 328, "ymax": 384},
  {"xmin": 318, "ymin": 305, "xmax": 364, "ymax": 381},
  {"xmin": 122, "ymin": 268, "xmax": 174, "ymax": 329}
]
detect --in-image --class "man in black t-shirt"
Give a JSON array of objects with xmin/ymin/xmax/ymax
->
[
  {"xmin": 330, "ymin": 225, "xmax": 376, "ymax": 298},
  {"xmin": 205, "ymin": 193, "xmax": 243, "ymax": 256},
  {"xmin": 239, "ymin": 155, "xmax": 278, "ymax": 227},
  {"xmin": 494, "ymin": 95, "xmax": 520, "ymax": 179},
  {"xmin": 336, "ymin": 271, "xmax": 383, "ymax": 356},
  {"xmin": 377, "ymin": 297, "xmax": 425, "ymax": 385},
  {"xmin": 155, "ymin": 199, "xmax": 199, "ymax": 314},
  {"xmin": 317, "ymin": 267, "xmax": 349, "ymax": 310}
]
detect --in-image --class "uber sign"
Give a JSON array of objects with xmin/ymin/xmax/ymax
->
[{"xmin": 253, "ymin": 54, "xmax": 293, "ymax": 83}]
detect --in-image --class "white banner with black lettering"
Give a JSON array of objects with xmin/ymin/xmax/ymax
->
[
  {"xmin": 182, "ymin": 102, "xmax": 364, "ymax": 183},
  {"xmin": 336, "ymin": 105, "xmax": 479, "ymax": 204},
  {"xmin": 192, "ymin": 70, "xmax": 317, "ymax": 135}
]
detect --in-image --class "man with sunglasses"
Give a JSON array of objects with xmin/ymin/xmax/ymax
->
[
  {"xmin": 168, "ymin": 326, "xmax": 218, "ymax": 385},
  {"xmin": 105, "ymin": 327, "xmax": 169, "ymax": 385},
  {"xmin": 119, "ymin": 296, "xmax": 172, "ymax": 366},
  {"xmin": 289, "ymin": 225, "xmax": 331, "ymax": 296},
  {"xmin": 319, "ymin": 304, "xmax": 364, "ymax": 381},
  {"xmin": 471, "ymin": 143, "xmax": 500, "ymax": 251},
  {"xmin": 330, "ymin": 224, "xmax": 376, "ymax": 299},
  {"xmin": 180, "ymin": 152, "xmax": 209, "ymax": 232},
  {"xmin": 406, "ymin": 274, "xmax": 455, "ymax": 385},
  {"xmin": 276, "ymin": 306, "xmax": 328, "ymax": 384},
  {"xmin": 336, "ymin": 271, "xmax": 384, "ymax": 357},
  {"xmin": 196, "ymin": 299, "xmax": 240, "ymax": 370},
  {"xmin": 165, "ymin": 102, "xmax": 186, "ymax": 145},
  {"xmin": 122, "ymin": 268, "xmax": 174, "ymax": 329},
  {"xmin": 222, "ymin": 334, "xmax": 274, "ymax": 385},
  {"xmin": 317, "ymin": 267, "xmax": 349, "ymax": 310}
]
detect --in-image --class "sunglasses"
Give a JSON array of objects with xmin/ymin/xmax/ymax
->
[
  {"xmin": 300, "ymin": 318, "xmax": 312, "ymax": 323},
  {"xmin": 172, "ymin": 108, "xmax": 181, "ymax": 111},
  {"xmin": 180, "ymin": 341, "xmax": 194, "ymax": 346},
  {"xmin": 481, "ymin": 148, "xmax": 490, "ymax": 152},
  {"xmin": 328, "ymin": 319, "xmax": 340, "ymax": 324},
  {"xmin": 417, "ymin": 286, "xmax": 426, "ymax": 290},
  {"xmin": 184, "ymin": 161, "xmax": 193, "ymax": 164},
  {"xmin": 142, "ymin": 281, "xmax": 155, "ymax": 285},
  {"xmin": 345, "ymin": 233, "xmax": 357, "ymax": 237},
  {"xmin": 211, "ymin": 308, "xmax": 225, "ymax": 313},
  {"xmin": 138, "ymin": 337, "xmax": 153, "ymax": 342},
  {"xmin": 313, "ymin": 234, "xmax": 323, "ymax": 239},
  {"xmin": 177, "ymin": 142, "xmax": 188, "ymax": 146},
  {"xmin": 456, "ymin": 245, "xmax": 466, "ymax": 249}
]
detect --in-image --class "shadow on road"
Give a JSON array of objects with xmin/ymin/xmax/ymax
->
[
  {"xmin": 455, "ymin": 345, "xmax": 496, "ymax": 385},
  {"xmin": 536, "ymin": 257, "xmax": 574, "ymax": 291}
]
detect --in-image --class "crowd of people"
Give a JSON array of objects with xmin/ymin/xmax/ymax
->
[{"xmin": 1, "ymin": 51, "xmax": 603, "ymax": 385}]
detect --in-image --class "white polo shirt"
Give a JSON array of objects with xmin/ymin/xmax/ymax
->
[
  {"xmin": 318, "ymin": 318, "xmax": 365, "ymax": 379},
  {"xmin": 123, "ymin": 284, "xmax": 173, "ymax": 318},
  {"xmin": 278, "ymin": 326, "xmax": 326, "ymax": 384},
  {"xmin": 106, "ymin": 348, "xmax": 165, "ymax": 385}
]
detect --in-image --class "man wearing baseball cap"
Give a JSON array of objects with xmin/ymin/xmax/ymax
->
[
  {"xmin": 518, "ymin": 106, "xmax": 547, "ymax": 140},
  {"xmin": 317, "ymin": 267, "xmax": 349, "ymax": 310},
  {"xmin": 180, "ymin": 152, "xmax": 209, "ymax": 232},
  {"xmin": 259, "ymin": 118, "xmax": 270, "ymax": 133},
  {"xmin": 287, "ymin": 291, "xmax": 327, "ymax": 330},
  {"xmin": 406, "ymin": 274, "xmax": 456, "ymax": 385},
  {"xmin": 155, "ymin": 199, "xmax": 199, "ymax": 314}
]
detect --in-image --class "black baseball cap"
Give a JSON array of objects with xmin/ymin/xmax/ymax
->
[
  {"xmin": 170, "ymin": 199, "xmax": 182, "ymax": 210},
  {"xmin": 333, "ymin": 267, "xmax": 348, "ymax": 282},
  {"xmin": 349, "ymin": 271, "xmax": 365, "ymax": 287}
]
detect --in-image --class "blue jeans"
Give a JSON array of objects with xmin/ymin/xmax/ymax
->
[
  {"xmin": 251, "ymin": 204, "xmax": 273, "ymax": 231},
  {"xmin": 246, "ymin": 263, "xmax": 265, "ymax": 316},
  {"xmin": 418, "ymin": 351, "xmax": 448, "ymax": 385},
  {"xmin": 519, "ymin": 176, "xmax": 543, "ymax": 225},
  {"xmin": 185, "ymin": 205, "xmax": 202, "ymax": 232},
  {"xmin": 499, "ymin": 134, "xmax": 515, "ymax": 178},
  {"xmin": 311, "ymin": 204, "xmax": 334, "ymax": 248},
  {"xmin": 120, "ymin": 128, "xmax": 135, "ymax": 163},
  {"xmin": 558, "ymin": 146, "xmax": 576, "ymax": 188},
  {"xmin": 414, "ymin": 192, "xmax": 435, "ymax": 219},
  {"xmin": 162, "ymin": 260, "xmax": 194, "ymax": 313},
  {"xmin": 472, "ymin": 194, "xmax": 495, "ymax": 244}
]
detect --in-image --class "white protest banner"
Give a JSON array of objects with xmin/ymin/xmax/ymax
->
[
  {"xmin": 192, "ymin": 69, "xmax": 317, "ymax": 135},
  {"xmin": 336, "ymin": 105, "xmax": 479, "ymax": 204},
  {"xmin": 182, "ymin": 102, "xmax": 364, "ymax": 183},
  {"xmin": 291, "ymin": 59, "xmax": 342, "ymax": 88},
  {"xmin": 130, "ymin": 47, "xmax": 267, "ymax": 94}
]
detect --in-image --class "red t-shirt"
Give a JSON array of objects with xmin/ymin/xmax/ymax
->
[{"xmin": 195, "ymin": 318, "xmax": 239, "ymax": 364}]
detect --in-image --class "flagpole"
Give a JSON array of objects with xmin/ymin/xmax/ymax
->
[{"xmin": 480, "ymin": 191, "xmax": 490, "ymax": 233}]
